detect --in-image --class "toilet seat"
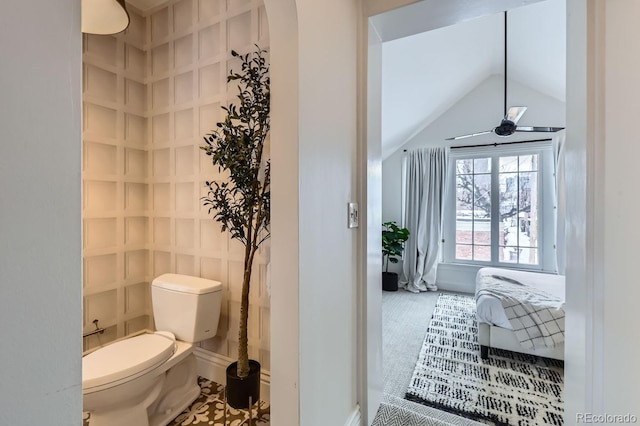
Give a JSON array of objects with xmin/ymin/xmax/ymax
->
[{"xmin": 83, "ymin": 331, "xmax": 176, "ymax": 393}]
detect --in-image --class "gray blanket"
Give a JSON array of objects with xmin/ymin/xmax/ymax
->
[{"xmin": 476, "ymin": 274, "xmax": 565, "ymax": 350}]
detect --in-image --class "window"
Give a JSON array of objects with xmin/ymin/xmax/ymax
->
[{"xmin": 444, "ymin": 142, "xmax": 556, "ymax": 271}]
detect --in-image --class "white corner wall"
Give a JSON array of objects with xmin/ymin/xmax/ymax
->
[
  {"xmin": 565, "ymin": 0, "xmax": 640, "ymax": 417},
  {"xmin": 267, "ymin": 0, "xmax": 362, "ymax": 424},
  {"xmin": 264, "ymin": 0, "xmax": 301, "ymax": 424},
  {"xmin": 599, "ymin": 0, "xmax": 640, "ymax": 415},
  {"xmin": 0, "ymin": 1, "xmax": 82, "ymax": 424},
  {"xmin": 82, "ymin": 8, "xmax": 151, "ymax": 351},
  {"xmin": 296, "ymin": 1, "xmax": 361, "ymax": 424}
]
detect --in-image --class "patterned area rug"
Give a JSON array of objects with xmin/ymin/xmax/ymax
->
[
  {"xmin": 83, "ymin": 377, "xmax": 270, "ymax": 425},
  {"xmin": 405, "ymin": 294, "xmax": 564, "ymax": 426}
]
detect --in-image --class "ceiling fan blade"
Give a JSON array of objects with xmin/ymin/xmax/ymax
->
[
  {"xmin": 516, "ymin": 126, "xmax": 565, "ymax": 133},
  {"xmin": 446, "ymin": 130, "xmax": 493, "ymax": 141},
  {"xmin": 506, "ymin": 106, "xmax": 527, "ymax": 124}
]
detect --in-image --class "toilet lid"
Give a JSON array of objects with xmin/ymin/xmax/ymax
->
[{"xmin": 82, "ymin": 332, "xmax": 176, "ymax": 391}]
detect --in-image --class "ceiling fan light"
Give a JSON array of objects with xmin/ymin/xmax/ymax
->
[
  {"xmin": 506, "ymin": 106, "xmax": 527, "ymax": 124},
  {"xmin": 82, "ymin": 0, "xmax": 130, "ymax": 35}
]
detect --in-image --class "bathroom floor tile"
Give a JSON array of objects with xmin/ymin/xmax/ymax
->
[{"xmin": 83, "ymin": 376, "xmax": 270, "ymax": 425}]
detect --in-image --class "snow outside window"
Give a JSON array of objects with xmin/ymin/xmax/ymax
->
[{"xmin": 443, "ymin": 141, "xmax": 556, "ymax": 271}]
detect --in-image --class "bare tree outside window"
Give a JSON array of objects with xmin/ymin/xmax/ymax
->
[{"xmin": 454, "ymin": 154, "xmax": 539, "ymax": 265}]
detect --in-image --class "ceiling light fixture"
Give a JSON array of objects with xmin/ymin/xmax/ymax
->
[{"xmin": 82, "ymin": 0, "xmax": 130, "ymax": 35}]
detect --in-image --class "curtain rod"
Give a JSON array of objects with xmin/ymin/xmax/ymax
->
[
  {"xmin": 402, "ymin": 138, "xmax": 552, "ymax": 152},
  {"xmin": 450, "ymin": 137, "xmax": 552, "ymax": 149}
]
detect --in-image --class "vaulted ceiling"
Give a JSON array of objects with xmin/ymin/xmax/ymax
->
[{"xmin": 380, "ymin": 0, "xmax": 566, "ymax": 158}]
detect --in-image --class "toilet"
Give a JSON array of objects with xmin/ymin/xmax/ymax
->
[{"xmin": 82, "ymin": 273, "xmax": 222, "ymax": 426}]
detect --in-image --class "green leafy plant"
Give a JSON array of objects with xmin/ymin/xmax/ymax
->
[
  {"xmin": 201, "ymin": 47, "xmax": 270, "ymax": 378},
  {"xmin": 382, "ymin": 221, "xmax": 410, "ymax": 273}
]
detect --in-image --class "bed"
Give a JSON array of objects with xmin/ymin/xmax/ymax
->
[{"xmin": 475, "ymin": 267, "xmax": 565, "ymax": 361}]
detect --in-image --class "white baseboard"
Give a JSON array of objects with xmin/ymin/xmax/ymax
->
[
  {"xmin": 193, "ymin": 347, "xmax": 271, "ymax": 403},
  {"xmin": 345, "ymin": 405, "xmax": 362, "ymax": 426}
]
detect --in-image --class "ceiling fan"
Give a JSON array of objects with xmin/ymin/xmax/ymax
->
[{"xmin": 446, "ymin": 11, "xmax": 564, "ymax": 141}]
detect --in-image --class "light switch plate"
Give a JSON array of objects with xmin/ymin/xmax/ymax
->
[{"xmin": 348, "ymin": 202, "xmax": 359, "ymax": 228}]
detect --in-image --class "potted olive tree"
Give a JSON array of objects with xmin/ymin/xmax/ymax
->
[
  {"xmin": 201, "ymin": 47, "xmax": 270, "ymax": 409},
  {"xmin": 382, "ymin": 221, "xmax": 409, "ymax": 291}
]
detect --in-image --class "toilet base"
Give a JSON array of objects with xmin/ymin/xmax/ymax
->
[
  {"xmin": 148, "ymin": 353, "xmax": 201, "ymax": 426},
  {"xmin": 84, "ymin": 343, "xmax": 200, "ymax": 426},
  {"xmin": 88, "ymin": 374, "xmax": 165, "ymax": 426},
  {"xmin": 149, "ymin": 385, "xmax": 200, "ymax": 426}
]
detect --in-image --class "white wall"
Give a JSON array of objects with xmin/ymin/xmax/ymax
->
[
  {"xmin": 82, "ymin": 10, "xmax": 151, "ymax": 351},
  {"xmin": 563, "ymin": 0, "xmax": 590, "ymax": 418},
  {"xmin": 381, "ymin": 75, "xmax": 565, "ymax": 292},
  {"xmin": 0, "ymin": 1, "xmax": 82, "ymax": 424},
  {"xmin": 600, "ymin": 1, "xmax": 640, "ymax": 415},
  {"xmin": 265, "ymin": 1, "xmax": 300, "ymax": 424},
  {"xmin": 296, "ymin": 1, "xmax": 361, "ymax": 424},
  {"xmin": 363, "ymin": 18, "xmax": 385, "ymax": 425},
  {"xmin": 267, "ymin": 0, "xmax": 361, "ymax": 424},
  {"xmin": 566, "ymin": 0, "xmax": 640, "ymax": 417}
]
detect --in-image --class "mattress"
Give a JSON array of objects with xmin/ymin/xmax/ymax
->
[{"xmin": 475, "ymin": 267, "xmax": 565, "ymax": 329}]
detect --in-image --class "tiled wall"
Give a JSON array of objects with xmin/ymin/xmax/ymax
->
[
  {"xmin": 82, "ymin": 8, "xmax": 150, "ymax": 349},
  {"xmin": 82, "ymin": 0, "xmax": 271, "ymax": 370}
]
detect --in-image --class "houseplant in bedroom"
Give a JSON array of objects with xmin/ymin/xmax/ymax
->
[
  {"xmin": 382, "ymin": 221, "xmax": 410, "ymax": 291},
  {"xmin": 201, "ymin": 47, "xmax": 270, "ymax": 409}
]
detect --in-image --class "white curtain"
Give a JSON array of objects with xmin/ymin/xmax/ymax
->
[{"xmin": 400, "ymin": 147, "xmax": 448, "ymax": 293}]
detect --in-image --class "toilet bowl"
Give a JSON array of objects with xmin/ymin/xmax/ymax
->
[{"xmin": 82, "ymin": 274, "xmax": 222, "ymax": 426}]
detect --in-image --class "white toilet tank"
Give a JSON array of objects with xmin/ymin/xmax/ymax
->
[{"xmin": 151, "ymin": 274, "xmax": 222, "ymax": 343}]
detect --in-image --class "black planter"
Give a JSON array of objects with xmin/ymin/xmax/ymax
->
[
  {"xmin": 382, "ymin": 272, "xmax": 399, "ymax": 291},
  {"xmin": 226, "ymin": 360, "xmax": 261, "ymax": 409}
]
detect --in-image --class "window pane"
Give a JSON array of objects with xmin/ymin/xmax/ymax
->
[
  {"xmin": 499, "ymin": 156, "xmax": 518, "ymax": 173},
  {"xmin": 456, "ymin": 175, "xmax": 473, "ymax": 219},
  {"xmin": 456, "ymin": 244, "xmax": 472, "ymax": 260},
  {"xmin": 500, "ymin": 244, "xmax": 518, "ymax": 263},
  {"xmin": 473, "ymin": 221, "xmax": 491, "ymax": 245},
  {"xmin": 519, "ymin": 247, "xmax": 538, "ymax": 265},
  {"xmin": 473, "ymin": 245, "xmax": 491, "ymax": 261},
  {"xmin": 499, "ymin": 163, "xmax": 539, "ymax": 266},
  {"xmin": 474, "ymin": 157, "xmax": 491, "ymax": 173},
  {"xmin": 473, "ymin": 174, "xmax": 491, "ymax": 246},
  {"xmin": 519, "ymin": 171, "xmax": 538, "ymax": 265},
  {"xmin": 519, "ymin": 172, "xmax": 536, "ymax": 211},
  {"xmin": 456, "ymin": 158, "xmax": 492, "ymax": 262},
  {"xmin": 499, "ymin": 172, "xmax": 518, "ymax": 221},
  {"xmin": 473, "ymin": 174, "xmax": 491, "ymax": 219},
  {"xmin": 456, "ymin": 226, "xmax": 472, "ymax": 244},
  {"xmin": 519, "ymin": 154, "xmax": 537, "ymax": 172},
  {"xmin": 456, "ymin": 175, "xmax": 472, "ymax": 245},
  {"xmin": 456, "ymin": 159, "xmax": 473, "ymax": 174}
]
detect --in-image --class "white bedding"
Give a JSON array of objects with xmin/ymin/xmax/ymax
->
[{"xmin": 475, "ymin": 267, "xmax": 565, "ymax": 329}]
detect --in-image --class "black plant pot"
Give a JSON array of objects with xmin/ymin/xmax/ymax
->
[
  {"xmin": 226, "ymin": 360, "xmax": 261, "ymax": 409},
  {"xmin": 382, "ymin": 272, "xmax": 399, "ymax": 291}
]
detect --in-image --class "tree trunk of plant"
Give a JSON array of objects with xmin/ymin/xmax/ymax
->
[{"xmin": 237, "ymin": 242, "xmax": 258, "ymax": 378}]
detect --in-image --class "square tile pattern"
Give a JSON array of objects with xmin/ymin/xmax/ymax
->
[
  {"xmin": 83, "ymin": 377, "xmax": 270, "ymax": 425},
  {"xmin": 82, "ymin": 0, "xmax": 271, "ymax": 374}
]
